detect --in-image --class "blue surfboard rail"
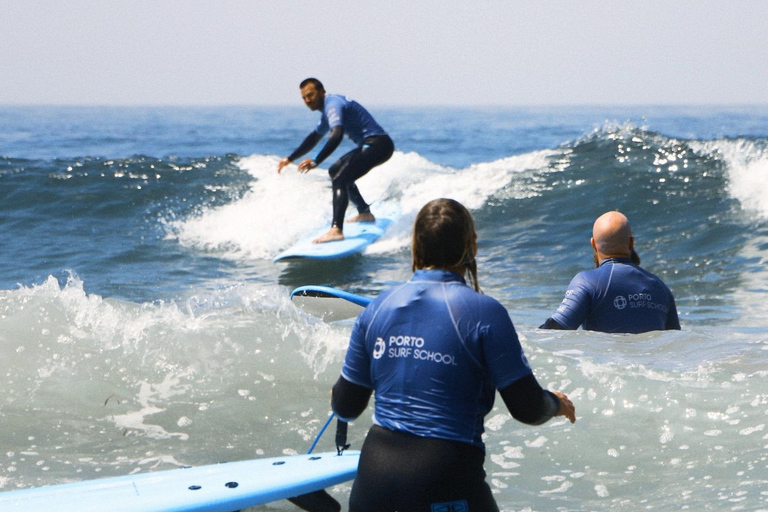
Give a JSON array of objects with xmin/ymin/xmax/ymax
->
[
  {"xmin": 0, "ymin": 451, "xmax": 360, "ymax": 512},
  {"xmin": 291, "ymin": 286, "xmax": 372, "ymax": 307}
]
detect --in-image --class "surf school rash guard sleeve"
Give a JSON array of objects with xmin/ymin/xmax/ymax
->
[{"xmin": 335, "ymin": 269, "xmax": 541, "ymax": 451}]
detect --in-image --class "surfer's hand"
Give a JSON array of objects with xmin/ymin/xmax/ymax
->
[
  {"xmin": 298, "ymin": 158, "xmax": 317, "ymax": 173},
  {"xmin": 552, "ymin": 390, "xmax": 576, "ymax": 423},
  {"xmin": 277, "ymin": 157, "xmax": 291, "ymax": 174}
]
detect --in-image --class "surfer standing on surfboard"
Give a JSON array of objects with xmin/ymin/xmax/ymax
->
[
  {"xmin": 277, "ymin": 78, "xmax": 394, "ymax": 244},
  {"xmin": 331, "ymin": 198, "xmax": 575, "ymax": 512}
]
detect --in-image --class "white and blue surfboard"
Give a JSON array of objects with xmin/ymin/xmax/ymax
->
[
  {"xmin": 275, "ymin": 202, "xmax": 400, "ymax": 262},
  {"xmin": 0, "ymin": 451, "xmax": 360, "ymax": 512},
  {"xmin": 274, "ymin": 217, "xmax": 393, "ymax": 262}
]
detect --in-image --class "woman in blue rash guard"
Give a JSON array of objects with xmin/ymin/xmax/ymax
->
[{"xmin": 331, "ymin": 198, "xmax": 576, "ymax": 512}]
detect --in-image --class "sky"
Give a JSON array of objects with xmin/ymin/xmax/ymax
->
[{"xmin": 2, "ymin": 0, "xmax": 767, "ymax": 106}]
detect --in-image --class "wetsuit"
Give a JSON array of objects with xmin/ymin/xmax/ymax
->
[
  {"xmin": 287, "ymin": 94, "xmax": 394, "ymax": 230},
  {"xmin": 332, "ymin": 269, "xmax": 560, "ymax": 512},
  {"xmin": 543, "ymin": 257, "xmax": 681, "ymax": 333}
]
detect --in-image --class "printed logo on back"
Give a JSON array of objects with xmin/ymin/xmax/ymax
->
[
  {"xmin": 373, "ymin": 337, "xmax": 386, "ymax": 359},
  {"xmin": 376, "ymin": 334, "xmax": 458, "ymax": 366}
]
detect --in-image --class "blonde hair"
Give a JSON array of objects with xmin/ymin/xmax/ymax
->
[{"xmin": 412, "ymin": 198, "xmax": 480, "ymax": 292}]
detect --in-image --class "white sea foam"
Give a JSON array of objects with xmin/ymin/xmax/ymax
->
[
  {"xmin": 729, "ymin": 155, "xmax": 768, "ymax": 217},
  {"xmin": 1, "ymin": 272, "xmax": 766, "ymax": 509},
  {"xmin": 691, "ymin": 138, "xmax": 768, "ymax": 219},
  {"xmin": 169, "ymin": 150, "xmax": 557, "ymax": 260}
]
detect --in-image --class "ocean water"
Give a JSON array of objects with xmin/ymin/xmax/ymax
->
[{"xmin": 1, "ymin": 105, "xmax": 767, "ymax": 511}]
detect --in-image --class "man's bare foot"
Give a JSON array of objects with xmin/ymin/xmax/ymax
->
[
  {"xmin": 313, "ymin": 227, "xmax": 344, "ymax": 243},
  {"xmin": 346, "ymin": 212, "xmax": 375, "ymax": 223}
]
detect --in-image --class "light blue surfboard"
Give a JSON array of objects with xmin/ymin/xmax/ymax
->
[
  {"xmin": 291, "ymin": 285, "xmax": 373, "ymax": 321},
  {"xmin": 0, "ymin": 451, "xmax": 360, "ymax": 512},
  {"xmin": 291, "ymin": 285, "xmax": 372, "ymax": 307},
  {"xmin": 274, "ymin": 218, "xmax": 393, "ymax": 262}
]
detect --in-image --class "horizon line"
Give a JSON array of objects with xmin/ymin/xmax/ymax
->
[{"xmin": 2, "ymin": 102, "xmax": 768, "ymax": 109}]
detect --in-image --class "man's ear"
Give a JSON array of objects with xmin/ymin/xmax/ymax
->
[{"xmin": 590, "ymin": 237, "xmax": 597, "ymax": 252}]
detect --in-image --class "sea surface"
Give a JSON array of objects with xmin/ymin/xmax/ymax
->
[{"xmin": 1, "ymin": 105, "xmax": 767, "ymax": 511}]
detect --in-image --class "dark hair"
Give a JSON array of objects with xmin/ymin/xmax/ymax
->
[
  {"xmin": 299, "ymin": 78, "xmax": 325, "ymax": 91},
  {"xmin": 412, "ymin": 198, "xmax": 480, "ymax": 291}
]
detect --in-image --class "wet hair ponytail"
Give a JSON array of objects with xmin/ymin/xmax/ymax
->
[{"xmin": 412, "ymin": 198, "xmax": 480, "ymax": 292}]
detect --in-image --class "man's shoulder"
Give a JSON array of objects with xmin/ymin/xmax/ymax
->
[
  {"xmin": 566, "ymin": 265, "xmax": 617, "ymax": 295},
  {"xmin": 324, "ymin": 94, "xmax": 349, "ymax": 108},
  {"xmin": 321, "ymin": 95, "xmax": 348, "ymax": 126},
  {"xmin": 571, "ymin": 267, "xmax": 602, "ymax": 285},
  {"xmin": 637, "ymin": 266, "xmax": 675, "ymax": 295},
  {"xmin": 622, "ymin": 262, "xmax": 670, "ymax": 285}
]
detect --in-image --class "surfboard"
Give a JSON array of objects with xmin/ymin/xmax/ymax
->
[
  {"xmin": 0, "ymin": 450, "xmax": 360, "ymax": 512},
  {"xmin": 291, "ymin": 285, "xmax": 372, "ymax": 321},
  {"xmin": 274, "ymin": 218, "xmax": 393, "ymax": 262}
]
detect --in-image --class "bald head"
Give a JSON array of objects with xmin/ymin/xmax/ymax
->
[{"xmin": 591, "ymin": 211, "xmax": 633, "ymax": 261}]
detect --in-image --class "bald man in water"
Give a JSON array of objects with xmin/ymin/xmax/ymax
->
[{"xmin": 541, "ymin": 211, "xmax": 681, "ymax": 333}]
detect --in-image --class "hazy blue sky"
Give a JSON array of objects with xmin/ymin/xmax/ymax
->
[{"xmin": 2, "ymin": 1, "xmax": 767, "ymax": 106}]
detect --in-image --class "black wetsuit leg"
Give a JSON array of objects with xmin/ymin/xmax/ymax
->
[
  {"xmin": 327, "ymin": 135, "xmax": 394, "ymax": 229},
  {"xmin": 349, "ymin": 425, "xmax": 499, "ymax": 512}
]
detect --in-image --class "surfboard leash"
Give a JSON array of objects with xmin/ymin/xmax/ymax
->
[
  {"xmin": 307, "ymin": 411, "xmax": 336, "ymax": 454},
  {"xmin": 334, "ymin": 419, "xmax": 350, "ymax": 455},
  {"xmin": 306, "ymin": 411, "xmax": 351, "ymax": 456},
  {"xmin": 292, "ymin": 411, "xmax": 345, "ymax": 512}
]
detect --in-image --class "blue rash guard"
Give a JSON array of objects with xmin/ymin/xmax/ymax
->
[
  {"xmin": 340, "ymin": 269, "xmax": 534, "ymax": 451},
  {"xmin": 550, "ymin": 257, "xmax": 681, "ymax": 334},
  {"xmin": 314, "ymin": 94, "xmax": 387, "ymax": 147}
]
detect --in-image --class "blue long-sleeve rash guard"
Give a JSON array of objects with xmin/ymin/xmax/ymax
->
[
  {"xmin": 315, "ymin": 94, "xmax": 387, "ymax": 146},
  {"xmin": 549, "ymin": 257, "xmax": 681, "ymax": 333},
  {"xmin": 287, "ymin": 94, "xmax": 388, "ymax": 165},
  {"xmin": 338, "ymin": 269, "xmax": 548, "ymax": 451}
]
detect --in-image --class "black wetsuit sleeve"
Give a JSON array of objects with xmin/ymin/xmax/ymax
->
[
  {"xmin": 539, "ymin": 317, "xmax": 569, "ymax": 330},
  {"xmin": 313, "ymin": 126, "xmax": 344, "ymax": 165},
  {"xmin": 665, "ymin": 297, "xmax": 682, "ymax": 330},
  {"xmin": 287, "ymin": 131, "xmax": 323, "ymax": 162},
  {"xmin": 499, "ymin": 373, "xmax": 560, "ymax": 426},
  {"xmin": 331, "ymin": 375, "xmax": 372, "ymax": 421}
]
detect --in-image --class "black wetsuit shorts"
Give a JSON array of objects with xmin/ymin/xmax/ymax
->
[{"xmin": 349, "ymin": 425, "xmax": 499, "ymax": 512}]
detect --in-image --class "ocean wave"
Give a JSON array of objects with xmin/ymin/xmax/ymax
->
[
  {"xmin": 168, "ymin": 148, "xmax": 563, "ymax": 260},
  {"xmin": 689, "ymin": 138, "xmax": 768, "ymax": 219},
  {"xmin": 0, "ymin": 271, "xmax": 353, "ymax": 486}
]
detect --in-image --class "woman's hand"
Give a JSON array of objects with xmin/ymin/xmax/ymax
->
[{"xmin": 551, "ymin": 390, "xmax": 576, "ymax": 423}]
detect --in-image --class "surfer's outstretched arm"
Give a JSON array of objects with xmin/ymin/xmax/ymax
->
[{"xmin": 278, "ymin": 131, "xmax": 323, "ymax": 174}]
